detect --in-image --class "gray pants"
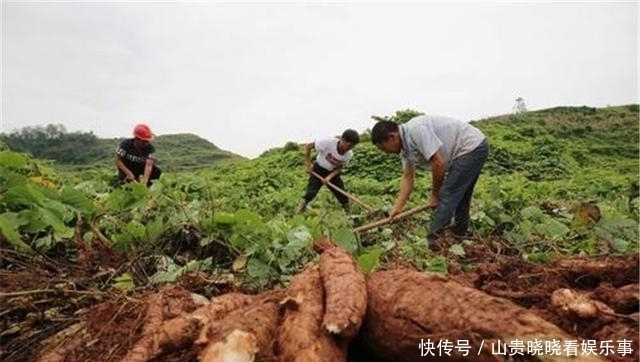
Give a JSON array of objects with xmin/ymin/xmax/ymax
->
[{"xmin": 428, "ymin": 139, "xmax": 489, "ymax": 242}]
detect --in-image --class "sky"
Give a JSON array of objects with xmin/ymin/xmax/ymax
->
[{"xmin": 1, "ymin": 1, "xmax": 638, "ymax": 158}]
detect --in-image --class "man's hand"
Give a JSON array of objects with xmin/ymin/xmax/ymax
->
[
  {"xmin": 388, "ymin": 206, "xmax": 402, "ymax": 222},
  {"xmin": 306, "ymin": 164, "xmax": 313, "ymax": 174},
  {"xmin": 126, "ymin": 173, "xmax": 137, "ymax": 182},
  {"xmin": 427, "ymin": 194, "xmax": 439, "ymax": 209},
  {"xmin": 321, "ymin": 177, "xmax": 329, "ymax": 185}
]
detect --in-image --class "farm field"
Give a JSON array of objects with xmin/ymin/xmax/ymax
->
[{"xmin": 1, "ymin": 105, "xmax": 638, "ymax": 362}]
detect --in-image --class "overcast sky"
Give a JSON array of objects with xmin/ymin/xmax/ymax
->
[{"xmin": 1, "ymin": 1, "xmax": 637, "ymax": 158}]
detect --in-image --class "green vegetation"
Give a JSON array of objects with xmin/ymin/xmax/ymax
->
[
  {"xmin": 1, "ymin": 104, "xmax": 638, "ymax": 289},
  {"xmin": 0, "ymin": 125, "xmax": 244, "ymax": 171}
]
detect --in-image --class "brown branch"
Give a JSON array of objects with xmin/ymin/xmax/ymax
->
[{"xmin": 354, "ymin": 204, "xmax": 431, "ymax": 233}]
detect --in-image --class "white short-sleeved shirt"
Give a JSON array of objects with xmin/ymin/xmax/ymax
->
[
  {"xmin": 399, "ymin": 115, "xmax": 486, "ymax": 171},
  {"xmin": 314, "ymin": 138, "xmax": 353, "ymax": 171}
]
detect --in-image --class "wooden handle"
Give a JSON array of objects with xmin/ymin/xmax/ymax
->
[
  {"xmin": 310, "ymin": 171, "xmax": 377, "ymax": 213},
  {"xmin": 354, "ymin": 204, "xmax": 432, "ymax": 233}
]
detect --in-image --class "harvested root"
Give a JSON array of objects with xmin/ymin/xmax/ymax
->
[
  {"xmin": 551, "ymin": 288, "xmax": 615, "ymax": 319},
  {"xmin": 556, "ymin": 256, "xmax": 639, "ymax": 286},
  {"xmin": 592, "ymin": 283, "xmax": 639, "ymax": 314},
  {"xmin": 194, "ymin": 293, "xmax": 257, "ymax": 343},
  {"xmin": 363, "ymin": 269, "xmax": 605, "ymax": 362},
  {"xmin": 191, "ymin": 293, "xmax": 211, "ymax": 307},
  {"xmin": 199, "ymin": 329, "xmax": 258, "ymax": 362},
  {"xmin": 312, "ymin": 237, "xmax": 338, "ymax": 254},
  {"xmin": 119, "ymin": 292, "xmax": 256, "ymax": 362},
  {"xmin": 37, "ymin": 323, "xmax": 90, "ymax": 362},
  {"xmin": 319, "ymin": 245, "xmax": 367, "ymax": 338},
  {"xmin": 551, "ymin": 288, "xmax": 637, "ymax": 322},
  {"xmin": 197, "ymin": 299, "xmax": 280, "ymax": 362},
  {"xmin": 119, "ymin": 293, "xmax": 166, "ymax": 362},
  {"xmin": 277, "ymin": 265, "xmax": 347, "ymax": 362}
]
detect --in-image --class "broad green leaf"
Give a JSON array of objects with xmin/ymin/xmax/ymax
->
[
  {"xmin": 234, "ymin": 209, "xmax": 263, "ymax": 224},
  {"xmin": 381, "ymin": 241, "xmax": 396, "ymax": 252},
  {"xmin": 55, "ymin": 226, "xmax": 75, "ymax": 239},
  {"xmin": 381, "ymin": 228, "xmax": 393, "ymax": 237},
  {"xmin": 518, "ymin": 220, "xmax": 536, "ymax": 239},
  {"xmin": 213, "ymin": 212, "xmax": 236, "ymax": 224},
  {"xmin": 524, "ymin": 251, "xmax": 552, "ymax": 264},
  {"xmin": 105, "ymin": 185, "xmax": 148, "ymax": 211},
  {"xmin": 286, "ymin": 225, "xmax": 312, "ymax": 246},
  {"xmin": 449, "ymin": 244, "xmax": 466, "ymax": 256},
  {"xmin": 60, "ymin": 187, "xmax": 95, "ymax": 217},
  {"xmin": 0, "ymin": 173, "xmax": 28, "ymax": 194},
  {"xmin": 38, "ymin": 205, "xmax": 71, "ymax": 234},
  {"xmin": 150, "ymin": 258, "xmax": 212, "ymax": 284},
  {"xmin": 0, "ymin": 212, "xmax": 30, "ymax": 251},
  {"xmin": 34, "ymin": 235, "xmax": 56, "ymax": 250},
  {"xmin": 504, "ymin": 231, "xmax": 527, "ymax": 245},
  {"xmin": 18, "ymin": 209, "xmax": 50, "ymax": 234},
  {"xmin": 357, "ymin": 246, "xmax": 381, "ymax": 274},
  {"xmin": 278, "ymin": 255, "xmax": 293, "ymax": 272},
  {"xmin": 610, "ymin": 238, "xmax": 629, "ymax": 253},
  {"xmin": 4, "ymin": 184, "xmax": 45, "ymax": 207},
  {"xmin": 246, "ymin": 258, "xmax": 272, "ymax": 279},
  {"xmin": 183, "ymin": 257, "xmax": 213, "ymax": 273},
  {"xmin": 423, "ymin": 256, "xmax": 448, "ymax": 274},
  {"xmin": 145, "ymin": 219, "xmax": 165, "ymax": 244},
  {"xmin": 0, "ymin": 151, "xmax": 28, "ymax": 169},
  {"xmin": 330, "ymin": 228, "xmax": 358, "ymax": 253},
  {"xmin": 536, "ymin": 219, "xmax": 570, "ymax": 240},
  {"xmin": 112, "ymin": 272, "xmax": 135, "ymax": 292},
  {"xmin": 125, "ymin": 220, "xmax": 146, "ymax": 240},
  {"xmin": 520, "ymin": 206, "xmax": 544, "ymax": 222},
  {"xmin": 283, "ymin": 226, "xmax": 312, "ymax": 259}
]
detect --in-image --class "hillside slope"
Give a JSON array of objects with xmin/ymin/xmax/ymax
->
[
  {"xmin": 0, "ymin": 128, "xmax": 244, "ymax": 171},
  {"xmin": 210, "ymin": 104, "xmax": 638, "ymax": 180},
  {"xmin": 98, "ymin": 133, "xmax": 245, "ymax": 171},
  {"xmin": 197, "ymin": 104, "xmax": 638, "ymax": 217}
]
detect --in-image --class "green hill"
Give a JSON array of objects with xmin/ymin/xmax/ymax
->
[
  {"xmin": 0, "ymin": 128, "xmax": 244, "ymax": 171},
  {"xmin": 214, "ymin": 104, "xmax": 639, "ymax": 180},
  {"xmin": 194, "ymin": 104, "xmax": 639, "ymax": 217},
  {"xmin": 98, "ymin": 133, "xmax": 245, "ymax": 171}
]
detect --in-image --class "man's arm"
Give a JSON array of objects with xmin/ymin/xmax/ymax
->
[
  {"xmin": 115, "ymin": 155, "xmax": 136, "ymax": 181},
  {"xmin": 304, "ymin": 142, "xmax": 315, "ymax": 173},
  {"xmin": 142, "ymin": 156, "xmax": 154, "ymax": 185},
  {"xmin": 390, "ymin": 164, "xmax": 415, "ymax": 218},
  {"xmin": 428, "ymin": 151, "xmax": 446, "ymax": 208}
]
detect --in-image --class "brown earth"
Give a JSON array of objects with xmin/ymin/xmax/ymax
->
[{"xmin": 1, "ymin": 234, "xmax": 638, "ymax": 362}]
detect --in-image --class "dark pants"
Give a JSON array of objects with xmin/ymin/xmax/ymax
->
[
  {"xmin": 428, "ymin": 139, "xmax": 489, "ymax": 242},
  {"xmin": 302, "ymin": 163, "xmax": 349, "ymax": 207},
  {"xmin": 118, "ymin": 163, "xmax": 162, "ymax": 187}
]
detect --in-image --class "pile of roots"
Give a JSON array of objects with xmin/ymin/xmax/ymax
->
[{"xmin": 1, "ymin": 237, "xmax": 638, "ymax": 362}]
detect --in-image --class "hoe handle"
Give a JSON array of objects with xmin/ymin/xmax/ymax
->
[
  {"xmin": 354, "ymin": 204, "xmax": 432, "ymax": 233},
  {"xmin": 310, "ymin": 171, "xmax": 377, "ymax": 213}
]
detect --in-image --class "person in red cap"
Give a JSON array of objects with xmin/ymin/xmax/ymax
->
[{"xmin": 114, "ymin": 123, "xmax": 162, "ymax": 187}]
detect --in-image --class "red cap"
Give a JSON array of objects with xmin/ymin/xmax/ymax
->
[{"xmin": 133, "ymin": 123, "xmax": 153, "ymax": 141}]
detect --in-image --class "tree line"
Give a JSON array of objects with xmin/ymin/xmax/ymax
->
[{"xmin": 0, "ymin": 124, "xmax": 109, "ymax": 164}]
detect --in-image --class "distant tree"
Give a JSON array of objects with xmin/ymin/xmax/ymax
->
[
  {"xmin": 372, "ymin": 109, "xmax": 424, "ymax": 124},
  {"xmin": 283, "ymin": 141, "xmax": 300, "ymax": 152},
  {"xmin": 0, "ymin": 124, "xmax": 106, "ymax": 164},
  {"xmin": 513, "ymin": 97, "xmax": 528, "ymax": 114}
]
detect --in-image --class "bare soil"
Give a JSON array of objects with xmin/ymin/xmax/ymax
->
[{"xmin": 1, "ymin": 234, "xmax": 637, "ymax": 362}]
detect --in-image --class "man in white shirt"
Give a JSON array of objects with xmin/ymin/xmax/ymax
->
[
  {"xmin": 296, "ymin": 129, "xmax": 360, "ymax": 213},
  {"xmin": 371, "ymin": 115, "xmax": 489, "ymax": 245}
]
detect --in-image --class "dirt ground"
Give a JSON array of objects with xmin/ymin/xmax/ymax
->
[{"xmin": 1, "ymin": 234, "xmax": 638, "ymax": 362}]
